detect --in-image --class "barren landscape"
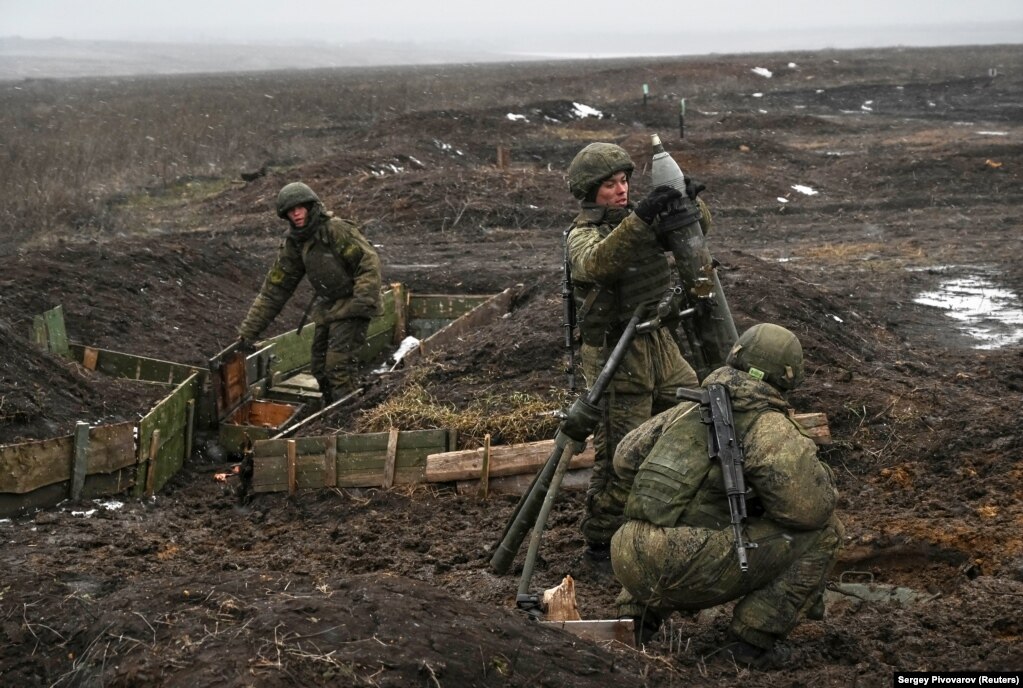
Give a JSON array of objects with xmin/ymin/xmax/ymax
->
[{"xmin": 1, "ymin": 44, "xmax": 1021, "ymax": 686}]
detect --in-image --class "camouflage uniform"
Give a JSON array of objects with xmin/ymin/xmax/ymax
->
[
  {"xmin": 239, "ymin": 183, "xmax": 382, "ymax": 399},
  {"xmin": 610, "ymin": 352, "xmax": 843, "ymax": 652},
  {"xmin": 566, "ymin": 143, "xmax": 702, "ymax": 550}
]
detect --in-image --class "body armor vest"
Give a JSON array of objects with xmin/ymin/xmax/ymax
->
[{"xmin": 571, "ymin": 207, "xmax": 672, "ymax": 346}]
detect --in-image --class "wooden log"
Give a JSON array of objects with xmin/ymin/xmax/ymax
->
[
  {"xmin": 542, "ymin": 575, "xmax": 581, "ymax": 622},
  {"xmin": 427, "ymin": 438, "xmax": 594, "ymax": 483}
]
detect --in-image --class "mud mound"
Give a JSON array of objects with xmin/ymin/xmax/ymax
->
[{"xmin": 0, "ymin": 319, "xmax": 164, "ymax": 444}]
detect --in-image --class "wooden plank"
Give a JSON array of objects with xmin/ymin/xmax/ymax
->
[
  {"xmin": 135, "ymin": 374, "xmax": 200, "ymax": 496},
  {"xmin": 287, "ymin": 440, "xmax": 298, "ymax": 496},
  {"xmin": 457, "ymin": 467, "xmax": 592, "ymax": 496},
  {"xmin": 324, "ymin": 438, "xmax": 337, "ymax": 487},
  {"xmin": 479, "ymin": 433, "xmax": 491, "ymax": 498},
  {"xmin": 404, "ymin": 287, "xmax": 518, "ymax": 367},
  {"xmin": 0, "ymin": 435, "xmax": 74, "ymax": 494},
  {"xmin": 407, "ymin": 294, "xmax": 493, "ymax": 320},
  {"xmin": 185, "ymin": 400, "xmax": 196, "ymax": 462},
  {"xmin": 86, "ymin": 422, "xmax": 137, "ymax": 473},
  {"xmin": 366, "ymin": 287, "xmax": 399, "ymax": 339},
  {"xmin": 70, "ymin": 422, "xmax": 90, "ymax": 501},
  {"xmin": 43, "ymin": 305, "xmax": 69, "ymax": 357},
  {"xmin": 391, "ymin": 283, "xmax": 408, "ymax": 344},
  {"xmin": 427, "ymin": 438, "xmax": 594, "ymax": 483},
  {"xmin": 382, "ymin": 427, "xmax": 399, "ymax": 488},
  {"xmin": 250, "ymin": 436, "xmax": 328, "ymax": 492},
  {"xmin": 31, "ymin": 314, "xmax": 47, "ymax": 349},
  {"xmin": 250, "ymin": 429, "xmax": 449, "ymax": 493},
  {"xmin": 261, "ymin": 323, "xmax": 315, "ymax": 376},
  {"xmin": 82, "ymin": 346, "xmax": 99, "ymax": 371},
  {"xmin": 540, "ymin": 619, "xmax": 635, "ymax": 647},
  {"xmin": 145, "ymin": 429, "xmax": 161, "ymax": 496},
  {"xmin": 67, "ymin": 343, "xmax": 201, "ymax": 385}
]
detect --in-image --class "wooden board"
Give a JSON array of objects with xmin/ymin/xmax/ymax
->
[
  {"xmin": 456, "ymin": 467, "xmax": 592, "ymax": 496},
  {"xmin": 403, "ymin": 287, "xmax": 518, "ymax": 366},
  {"xmin": 426, "ymin": 438, "xmax": 594, "ymax": 483},
  {"xmin": 134, "ymin": 374, "xmax": 200, "ymax": 497},
  {"xmin": 68, "ymin": 344, "xmax": 202, "ymax": 385},
  {"xmin": 540, "ymin": 619, "xmax": 636, "ymax": 647},
  {"xmin": 251, "ymin": 429, "xmax": 450, "ymax": 493},
  {"xmin": 0, "ymin": 435, "xmax": 74, "ymax": 494},
  {"xmin": 0, "ymin": 424, "xmax": 134, "ymax": 495},
  {"xmin": 407, "ymin": 293, "xmax": 493, "ymax": 321}
]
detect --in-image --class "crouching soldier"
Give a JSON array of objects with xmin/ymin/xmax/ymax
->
[
  {"xmin": 610, "ymin": 323, "xmax": 843, "ymax": 666},
  {"xmin": 238, "ymin": 182, "xmax": 382, "ymax": 404}
]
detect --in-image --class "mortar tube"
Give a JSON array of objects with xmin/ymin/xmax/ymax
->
[
  {"xmin": 490, "ymin": 306, "xmax": 646, "ymax": 576},
  {"xmin": 650, "ymin": 133, "xmax": 738, "ymax": 373},
  {"xmin": 506, "ymin": 308, "xmax": 645, "ymax": 599}
]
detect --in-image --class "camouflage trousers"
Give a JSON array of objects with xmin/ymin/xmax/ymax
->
[
  {"xmin": 611, "ymin": 515, "xmax": 844, "ymax": 649},
  {"xmin": 579, "ymin": 328, "xmax": 698, "ymax": 548},
  {"xmin": 310, "ymin": 317, "xmax": 369, "ymax": 399}
]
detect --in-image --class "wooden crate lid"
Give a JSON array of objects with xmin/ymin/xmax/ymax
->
[{"xmin": 209, "ymin": 349, "xmax": 249, "ymax": 422}]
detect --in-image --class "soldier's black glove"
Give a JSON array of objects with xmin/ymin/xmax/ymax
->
[
  {"xmin": 559, "ymin": 398, "xmax": 602, "ymax": 443},
  {"xmin": 237, "ymin": 337, "xmax": 256, "ymax": 354},
  {"xmin": 634, "ymin": 185, "xmax": 683, "ymax": 225},
  {"xmin": 685, "ymin": 177, "xmax": 706, "ymax": 200}
]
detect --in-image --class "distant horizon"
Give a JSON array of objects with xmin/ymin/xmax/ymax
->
[{"xmin": 1, "ymin": 22, "xmax": 1021, "ymax": 81}]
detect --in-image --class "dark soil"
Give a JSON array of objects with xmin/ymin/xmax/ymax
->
[{"xmin": 1, "ymin": 44, "xmax": 1022, "ymax": 686}]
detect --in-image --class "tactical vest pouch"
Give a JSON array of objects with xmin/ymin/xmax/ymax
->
[{"xmin": 624, "ymin": 409, "xmax": 710, "ymax": 527}]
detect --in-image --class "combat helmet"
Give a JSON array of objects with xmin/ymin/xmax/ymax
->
[
  {"xmin": 567, "ymin": 143, "xmax": 635, "ymax": 201},
  {"xmin": 276, "ymin": 182, "xmax": 321, "ymax": 219},
  {"xmin": 726, "ymin": 323, "xmax": 805, "ymax": 391}
]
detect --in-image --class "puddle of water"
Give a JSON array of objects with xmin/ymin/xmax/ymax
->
[{"xmin": 914, "ymin": 275, "xmax": 1023, "ymax": 349}]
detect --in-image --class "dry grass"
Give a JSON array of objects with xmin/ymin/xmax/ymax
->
[{"xmin": 354, "ymin": 381, "xmax": 567, "ymax": 449}]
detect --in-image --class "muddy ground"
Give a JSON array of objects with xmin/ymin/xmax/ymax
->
[{"xmin": 1, "ymin": 44, "xmax": 1022, "ymax": 686}]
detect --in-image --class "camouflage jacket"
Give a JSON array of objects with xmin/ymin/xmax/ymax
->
[
  {"xmin": 238, "ymin": 213, "xmax": 382, "ymax": 341},
  {"xmin": 616, "ymin": 365, "xmax": 837, "ymax": 532},
  {"xmin": 567, "ymin": 204, "xmax": 672, "ymax": 347}
]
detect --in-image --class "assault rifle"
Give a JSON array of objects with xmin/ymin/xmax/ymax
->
[
  {"xmin": 676, "ymin": 383, "xmax": 757, "ymax": 571},
  {"xmin": 562, "ymin": 226, "xmax": 578, "ymax": 391}
]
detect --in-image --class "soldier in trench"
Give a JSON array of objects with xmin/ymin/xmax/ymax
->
[
  {"xmin": 237, "ymin": 182, "xmax": 382, "ymax": 404},
  {"xmin": 564, "ymin": 142, "xmax": 712, "ymax": 564}
]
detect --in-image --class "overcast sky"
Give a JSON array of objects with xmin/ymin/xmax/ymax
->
[{"xmin": 3, "ymin": 0, "xmax": 1022, "ymax": 51}]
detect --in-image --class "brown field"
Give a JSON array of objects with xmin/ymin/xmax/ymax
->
[{"xmin": 1, "ymin": 44, "xmax": 1022, "ymax": 686}]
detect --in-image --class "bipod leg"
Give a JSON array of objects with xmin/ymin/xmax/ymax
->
[
  {"xmin": 490, "ymin": 307, "xmax": 645, "ymax": 577},
  {"xmin": 515, "ymin": 438, "xmax": 580, "ymax": 617},
  {"xmin": 490, "ymin": 438, "xmax": 566, "ymax": 574}
]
